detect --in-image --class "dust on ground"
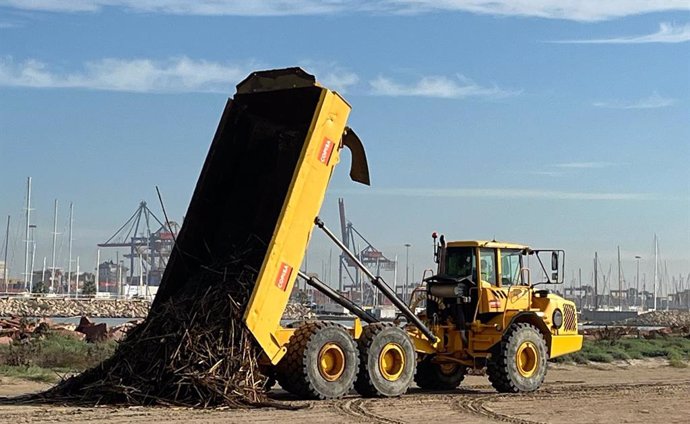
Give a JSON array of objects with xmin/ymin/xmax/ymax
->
[{"xmin": 0, "ymin": 360, "xmax": 688, "ymax": 424}]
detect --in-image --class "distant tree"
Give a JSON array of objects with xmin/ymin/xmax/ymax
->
[
  {"xmin": 32, "ymin": 280, "xmax": 48, "ymax": 294},
  {"xmin": 82, "ymin": 279, "xmax": 96, "ymax": 296},
  {"xmin": 296, "ymin": 289, "xmax": 309, "ymax": 305}
]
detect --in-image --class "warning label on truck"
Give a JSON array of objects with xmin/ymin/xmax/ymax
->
[
  {"xmin": 274, "ymin": 262, "xmax": 293, "ymax": 291},
  {"xmin": 318, "ymin": 137, "xmax": 335, "ymax": 165}
]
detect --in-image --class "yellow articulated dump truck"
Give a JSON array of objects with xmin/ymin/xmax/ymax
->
[{"xmin": 159, "ymin": 68, "xmax": 582, "ymax": 400}]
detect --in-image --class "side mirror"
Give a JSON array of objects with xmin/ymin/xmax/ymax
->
[
  {"xmin": 432, "ymin": 232, "xmax": 438, "ymax": 263},
  {"xmin": 551, "ymin": 252, "xmax": 558, "ymax": 271}
]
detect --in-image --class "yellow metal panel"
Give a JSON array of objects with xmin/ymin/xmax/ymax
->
[
  {"xmin": 243, "ymin": 89, "xmax": 352, "ymax": 364},
  {"xmin": 352, "ymin": 318, "xmax": 363, "ymax": 340},
  {"xmin": 550, "ymin": 334, "xmax": 583, "ymax": 358},
  {"xmin": 479, "ymin": 287, "xmax": 505, "ymax": 313},
  {"xmin": 447, "ymin": 240, "xmax": 529, "ymax": 250},
  {"xmin": 407, "ymin": 326, "xmax": 440, "ymax": 354},
  {"xmin": 469, "ymin": 333, "xmax": 500, "ymax": 352},
  {"xmin": 505, "ymin": 286, "xmax": 530, "ymax": 310}
]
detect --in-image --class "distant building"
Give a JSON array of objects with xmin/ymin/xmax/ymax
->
[{"xmin": 98, "ymin": 260, "xmax": 128, "ymax": 295}]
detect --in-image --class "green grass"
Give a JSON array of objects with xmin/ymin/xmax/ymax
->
[
  {"xmin": 0, "ymin": 331, "xmax": 117, "ymax": 382},
  {"xmin": 0, "ymin": 365, "xmax": 64, "ymax": 383},
  {"xmin": 553, "ymin": 336, "xmax": 690, "ymax": 366}
]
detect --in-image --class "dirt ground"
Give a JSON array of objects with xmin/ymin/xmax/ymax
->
[{"xmin": 0, "ymin": 360, "xmax": 688, "ymax": 424}]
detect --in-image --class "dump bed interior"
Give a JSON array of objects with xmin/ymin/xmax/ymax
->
[{"xmin": 154, "ymin": 68, "xmax": 358, "ymax": 363}]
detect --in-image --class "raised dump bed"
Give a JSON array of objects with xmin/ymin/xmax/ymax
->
[{"xmin": 154, "ymin": 67, "xmax": 368, "ymax": 363}]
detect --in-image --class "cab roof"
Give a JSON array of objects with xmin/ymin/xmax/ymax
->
[{"xmin": 446, "ymin": 240, "xmax": 530, "ymax": 250}]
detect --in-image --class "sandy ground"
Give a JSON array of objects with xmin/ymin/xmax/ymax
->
[{"xmin": 0, "ymin": 360, "xmax": 688, "ymax": 424}]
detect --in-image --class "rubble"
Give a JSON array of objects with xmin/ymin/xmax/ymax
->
[
  {"xmin": 0, "ymin": 316, "xmax": 140, "ymax": 343},
  {"xmin": 281, "ymin": 303, "xmax": 316, "ymax": 320},
  {"xmin": 0, "ymin": 297, "xmax": 150, "ymax": 318},
  {"xmin": 582, "ymin": 325, "xmax": 689, "ymax": 341},
  {"xmin": 617, "ymin": 310, "xmax": 690, "ymax": 328}
]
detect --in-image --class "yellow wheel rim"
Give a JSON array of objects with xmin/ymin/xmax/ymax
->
[
  {"xmin": 379, "ymin": 343, "xmax": 406, "ymax": 381},
  {"xmin": 318, "ymin": 343, "xmax": 346, "ymax": 382},
  {"xmin": 515, "ymin": 341, "xmax": 539, "ymax": 378}
]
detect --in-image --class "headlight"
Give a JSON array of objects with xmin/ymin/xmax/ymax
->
[{"xmin": 552, "ymin": 309, "xmax": 563, "ymax": 329}]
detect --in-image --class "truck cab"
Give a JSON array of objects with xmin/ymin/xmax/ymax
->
[{"xmin": 413, "ymin": 236, "xmax": 582, "ymax": 392}]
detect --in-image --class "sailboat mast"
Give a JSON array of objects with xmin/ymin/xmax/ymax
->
[
  {"xmin": 67, "ymin": 202, "xmax": 73, "ymax": 297},
  {"xmin": 593, "ymin": 252, "xmax": 598, "ymax": 310},
  {"xmin": 23, "ymin": 177, "xmax": 31, "ymax": 292},
  {"xmin": 578, "ymin": 267, "xmax": 582, "ymax": 310},
  {"xmin": 75, "ymin": 256, "xmax": 80, "ymax": 295},
  {"xmin": 653, "ymin": 234, "xmax": 658, "ymax": 311},
  {"xmin": 50, "ymin": 199, "xmax": 58, "ymax": 293},
  {"xmin": 41, "ymin": 257, "xmax": 46, "ymax": 289},
  {"xmin": 617, "ymin": 246, "xmax": 622, "ymax": 311},
  {"xmin": 3, "ymin": 215, "xmax": 9, "ymax": 292},
  {"xmin": 95, "ymin": 249, "xmax": 100, "ymax": 296}
]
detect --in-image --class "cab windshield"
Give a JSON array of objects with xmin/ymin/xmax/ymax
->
[{"xmin": 443, "ymin": 247, "xmax": 475, "ymax": 280}]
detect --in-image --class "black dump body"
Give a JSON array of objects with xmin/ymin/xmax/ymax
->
[{"xmin": 153, "ymin": 84, "xmax": 323, "ymax": 306}]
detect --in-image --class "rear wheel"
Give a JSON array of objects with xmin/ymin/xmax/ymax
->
[
  {"xmin": 354, "ymin": 323, "xmax": 416, "ymax": 397},
  {"xmin": 487, "ymin": 322, "xmax": 548, "ymax": 393},
  {"xmin": 276, "ymin": 321, "xmax": 359, "ymax": 399},
  {"xmin": 414, "ymin": 356, "xmax": 467, "ymax": 390}
]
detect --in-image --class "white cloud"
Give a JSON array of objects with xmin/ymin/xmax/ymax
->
[
  {"xmin": 336, "ymin": 187, "xmax": 650, "ymax": 201},
  {"xmin": 0, "ymin": 56, "xmax": 361, "ymax": 94},
  {"xmin": 593, "ymin": 92, "xmax": 676, "ymax": 109},
  {"xmin": 551, "ymin": 22, "xmax": 690, "ymax": 43},
  {"xmin": 369, "ymin": 74, "xmax": 519, "ymax": 99},
  {"xmin": 388, "ymin": 1, "xmax": 690, "ymax": 22},
  {"xmin": 554, "ymin": 162, "xmax": 617, "ymax": 169},
  {"xmin": 298, "ymin": 61, "xmax": 360, "ymax": 93},
  {"xmin": 0, "ymin": 56, "xmax": 257, "ymax": 92},
  {"xmin": 0, "ymin": 0, "xmax": 341, "ymax": 15},
  {"xmin": 527, "ymin": 170, "xmax": 563, "ymax": 177},
  {"xmin": 0, "ymin": 1, "xmax": 688, "ymax": 21}
]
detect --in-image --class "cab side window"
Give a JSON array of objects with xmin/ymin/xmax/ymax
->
[
  {"xmin": 479, "ymin": 249, "xmax": 497, "ymax": 285},
  {"xmin": 501, "ymin": 250, "xmax": 522, "ymax": 286},
  {"xmin": 445, "ymin": 247, "xmax": 474, "ymax": 278}
]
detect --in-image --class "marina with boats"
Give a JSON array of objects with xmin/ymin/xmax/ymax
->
[{"xmin": 1, "ymin": 177, "xmax": 688, "ymax": 323}]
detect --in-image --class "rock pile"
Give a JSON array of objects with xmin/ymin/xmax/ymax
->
[
  {"xmin": 0, "ymin": 297, "xmax": 150, "ymax": 318},
  {"xmin": 0, "ymin": 316, "xmax": 141, "ymax": 344},
  {"xmin": 583, "ymin": 324, "xmax": 690, "ymax": 341},
  {"xmin": 619, "ymin": 310, "xmax": 690, "ymax": 328},
  {"xmin": 282, "ymin": 303, "xmax": 316, "ymax": 320}
]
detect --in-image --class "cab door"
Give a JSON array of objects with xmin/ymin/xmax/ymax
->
[
  {"xmin": 477, "ymin": 248, "xmax": 504, "ymax": 314},
  {"xmin": 500, "ymin": 249, "xmax": 530, "ymax": 310}
]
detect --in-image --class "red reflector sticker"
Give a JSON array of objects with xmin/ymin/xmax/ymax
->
[
  {"xmin": 489, "ymin": 300, "xmax": 501, "ymax": 308},
  {"xmin": 318, "ymin": 137, "xmax": 335, "ymax": 165},
  {"xmin": 275, "ymin": 262, "xmax": 293, "ymax": 291}
]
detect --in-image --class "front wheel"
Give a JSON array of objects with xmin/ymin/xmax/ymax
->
[
  {"xmin": 487, "ymin": 322, "xmax": 548, "ymax": 393},
  {"xmin": 414, "ymin": 356, "xmax": 467, "ymax": 390}
]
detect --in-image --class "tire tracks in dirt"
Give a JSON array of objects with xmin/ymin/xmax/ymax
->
[
  {"xmin": 452, "ymin": 379, "xmax": 690, "ymax": 424},
  {"xmin": 333, "ymin": 398, "xmax": 406, "ymax": 424}
]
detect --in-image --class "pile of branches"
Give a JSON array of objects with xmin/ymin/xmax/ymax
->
[{"xmin": 13, "ymin": 250, "xmax": 281, "ymax": 409}]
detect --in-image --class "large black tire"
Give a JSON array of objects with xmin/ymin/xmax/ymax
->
[
  {"xmin": 414, "ymin": 356, "xmax": 467, "ymax": 390},
  {"xmin": 354, "ymin": 323, "xmax": 416, "ymax": 397},
  {"xmin": 276, "ymin": 321, "xmax": 359, "ymax": 399},
  {"xmin": 487, "ymin": 322, "xmax": 548, "ymax": 393}
]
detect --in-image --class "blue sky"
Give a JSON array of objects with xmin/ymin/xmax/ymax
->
[{"xmin": 0, "ymin": 1, "xmax": 688, "ymax": 293}]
